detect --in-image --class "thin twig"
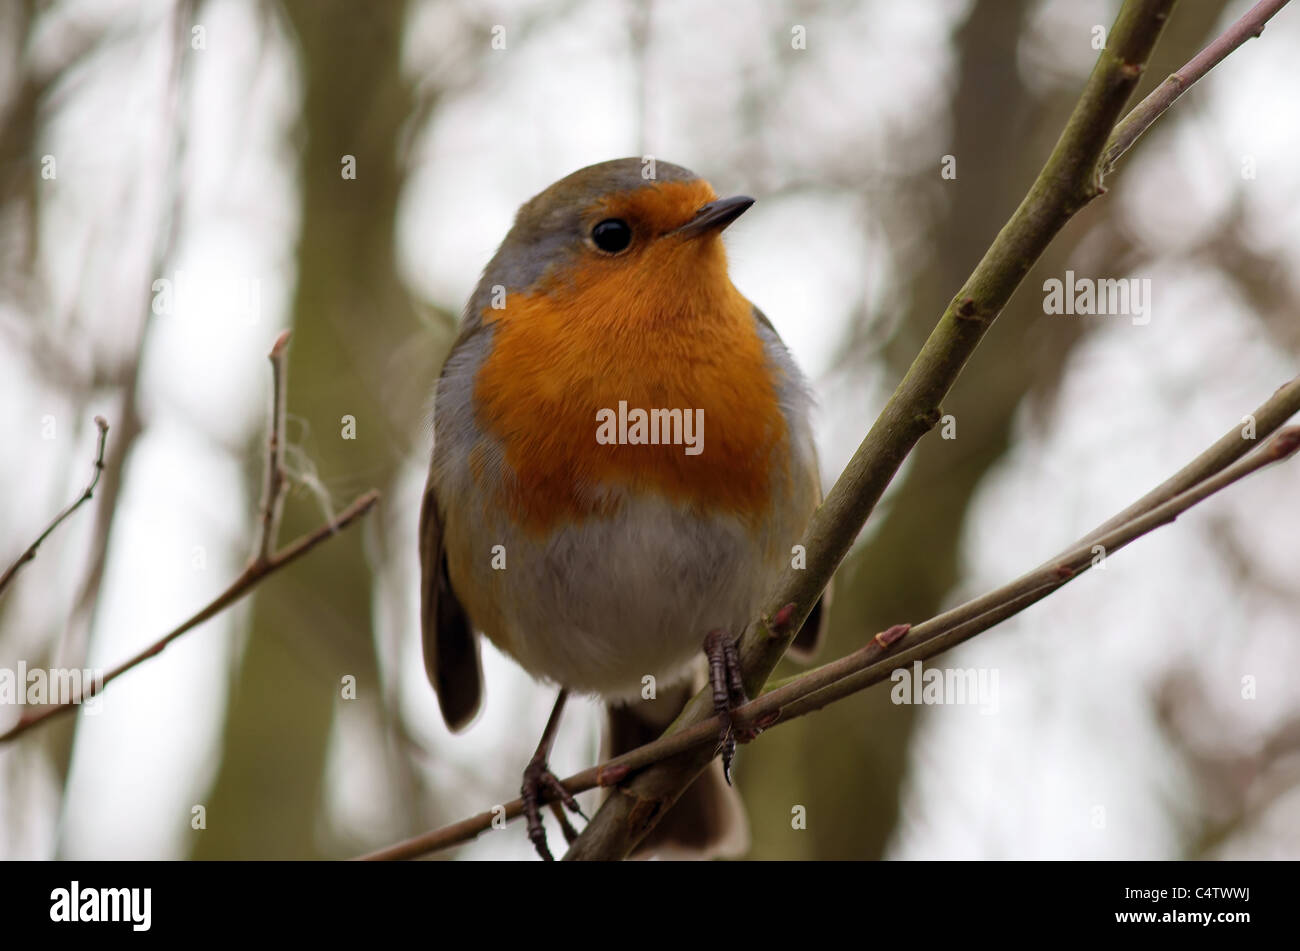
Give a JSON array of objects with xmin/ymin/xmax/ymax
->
[
  {"xmin": 772, "ymin": 426, "xmax": 1300, "ymax": 723},
  {"xmin": 0, "ymin": 332, "xmax": 381, "ymax": 744},
  {"xmin": 0, "ymin": 491, "xmax": 380, "ymax": 745},
  {"xmin": 1102, "ymin": 0, "xmax": 1292, "ymax": 176},
  {"xmin": 0, "ymin": 416, "xmax": 110, "ymax": 602},
  {"xmin": 359, "ymin": 387, "xmax": 1300, "ymax": 861},
  {"xmin": 1081, "ymin": 375, "xmax": 1300, "ymax": 546},
  {"xmin": 257, "ymin": 330, "xmax": 292, "ymax": 565}
]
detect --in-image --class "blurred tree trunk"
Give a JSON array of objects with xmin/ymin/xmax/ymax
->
[{"xmin": 192, "ymin": 0, "xmax": 423, "ymax": 859}]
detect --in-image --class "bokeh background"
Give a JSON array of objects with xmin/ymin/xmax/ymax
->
[{"xmin": 1, "ymin": 0, "xmax": 1298, "ymax": 860}]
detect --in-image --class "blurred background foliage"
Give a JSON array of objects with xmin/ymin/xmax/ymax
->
[{"xmin": 1, "ymin": 0, "xmax": 1297, "ymax": 860}]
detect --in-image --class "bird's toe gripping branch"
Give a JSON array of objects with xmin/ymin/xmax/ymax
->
[{"xmin": 704, "ymin": 628, "xmax": 761, "ymax": 784}]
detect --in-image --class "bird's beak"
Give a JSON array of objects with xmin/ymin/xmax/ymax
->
[{"xmin": 670, "ymin": 195, "xmax": 755, "ymax": 239}]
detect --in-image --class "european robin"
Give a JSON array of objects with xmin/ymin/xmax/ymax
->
[{"xmin": 419, "ymin": 157, "xmax": 824, "ymax": 860}]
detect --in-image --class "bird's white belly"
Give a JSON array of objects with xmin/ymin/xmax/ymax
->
[{"xmin": 452, "ymin": 492, "xmax": 779, "ymax": 700}]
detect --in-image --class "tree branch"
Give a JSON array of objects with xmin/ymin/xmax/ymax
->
[
  {"xmin": 1102, "ymin": 0, "xmax": 1291, "ymax": 176},
  {"xmin": 0, "ymin": 333, "xmax": 381, "ymax": 744},
  {"xmin": 357, "ymin": 0, "xmax": 1292, "ymax": 861},
  {"xmin": 563, "ymin": 0, "xmax": 1181, "ymax": 861},
  {"xmin": 359, "ymin": 376, "xmax": 1300, "ymax": 860},
  {"xmin": 772, "ymin": 425, "xmax": 1300, "ymax": 725},
  {"xmin": 256, "ymin": 330, "xmax": 292, "ymax": 566},
  {"xmin": 0, "ymin": 416, "xmax": 109, "ymax": 602}
]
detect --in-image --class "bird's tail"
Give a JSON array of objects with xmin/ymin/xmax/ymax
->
[{"xmin": 603, "ymin": 677, "xmax": 748, "ymax": 860}]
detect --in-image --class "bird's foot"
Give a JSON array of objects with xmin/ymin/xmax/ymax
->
[
  {"xmin": 704, "ymin": 628, "xmax": 760, "ymax": 785},
  {"xmin": 521, "ymin": 755, "xmax": 586, "ymax": 861}
]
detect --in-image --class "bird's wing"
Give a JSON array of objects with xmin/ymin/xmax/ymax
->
[
  {"xmin": 419, "ymin": 457, "xmax": 483, "ymax": 732},
  {"xmin": 751, "ymin": 304, "xmax": 829, "ymax": 660}
]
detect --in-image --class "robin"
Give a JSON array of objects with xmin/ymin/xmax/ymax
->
[{"xmin": 419, "ymin": 157, "xmax": 825, "ymax": 860}]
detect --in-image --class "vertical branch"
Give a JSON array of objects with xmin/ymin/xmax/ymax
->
[{"xmin": 256, "ymin": 330, "xmax": 292, "ymax": 566}]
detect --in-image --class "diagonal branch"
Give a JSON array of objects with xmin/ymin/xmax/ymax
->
[
  {"xmin": 0, "ymin": 491, "xmax": 378, "ymax": 744},
  {"xmin": 771, "ymin": 425, "xmax": 1300, "ymax": 724},
  {"xmin": 359, "ymin": 377, "xmax": 1300, "ymax": 861},
  {"xmin": 0, "ymin": 333, "xmax": 381, "ymax": 744},
  {"xmin": 0, "ymin": 416, "xmax": 110, "ymax": 602},
  {"xmin": 357, "ymin": 0, "xmax": 1292, "ymax": 862},
  {"xmin": 563, "ymin": 0, "xmax": 1182, "ymax": 861},
  {"xmin": 1081, "ymin": 374, "xmax": 1300, "ymax": 546},
  {"xmin": 1102, "ymin": 0, "xmax": 1291, "ymax": 176}
]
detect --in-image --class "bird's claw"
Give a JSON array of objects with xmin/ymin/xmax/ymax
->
[
  {"xmin": 704, "ymin": 628, "xmax": 760, "ymax": 785},
  {"xmin": 521, "ymin": 757, "xmax": 586, "ymax": 861}
]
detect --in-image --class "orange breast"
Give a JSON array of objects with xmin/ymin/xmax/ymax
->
[{"xmin": 473, "ymin": 228, "xmax": 789, "ymax": 535}]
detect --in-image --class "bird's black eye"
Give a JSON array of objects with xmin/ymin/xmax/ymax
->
[{"xmin": 591, "ymin": 218, "xmax": 632, "ymax": 253}]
